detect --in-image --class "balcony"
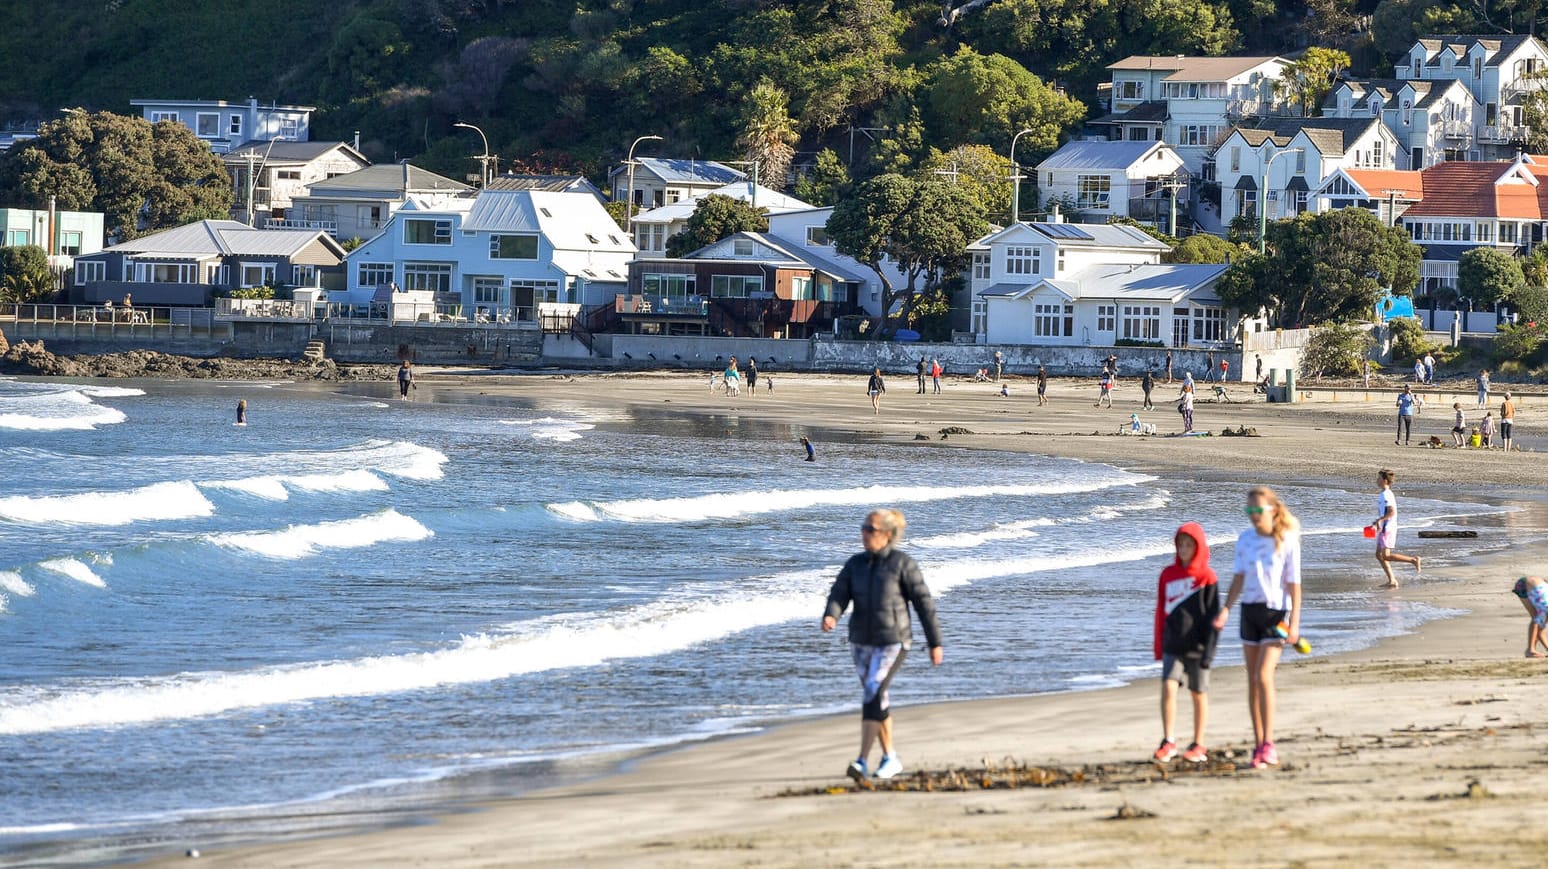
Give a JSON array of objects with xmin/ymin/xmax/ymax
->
[
  {"xmin": 1503, "ymin": 79, "xmax": 1548, "ymax": 101},
  {"xmin": 1439, "ymin": 119, "xmax": 1472, "ymax": 139},
  {"xmin": 1479, "ymin": 124, "xmax": 1529, "ymax": 143}
]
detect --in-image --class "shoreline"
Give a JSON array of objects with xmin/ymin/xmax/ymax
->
[{"xmin": 8, "ymin": 371, "xmax": 1548, "ymax": 866}]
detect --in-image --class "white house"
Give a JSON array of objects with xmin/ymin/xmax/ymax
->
[
  {"xmin": 1324, "ymin": 78, "xmax": 1479, "ymax": 169},
  {"xmin": 223, "ymin": 141, "xmax": 370, "ymax": 226},
  {"xmin": 341, "ymin": 189, "xmax": 635, "ymax": 321},
  {"xmin": 631, "ymin": 182, "xmax": 812, "ymax": 259},
  {"xmin": 608, "ymin": 158, "xmax": 746, "ymax": 209},
  {"xmin": 965, "ymin": 221, "xmax": 1170, "ymax": 339},
  {"xmin": 129, "ymin": 98, "xmax": 314, "ymax": 154},
  {"xmin": 1215, "ymin": 117, "xmax": 1403, "ymax": 227},
  {"xmin": 1036, "ymin": 140, "xmax": 1188, "ymax": 229},
  {"xmin": 285, "ymin": 163, "xmax": 472, "ymax": 241},
  {"xmin": 766, "ymin": 206, "xmax": 909, "ymax": 318},
  {"xmin": 1394, "ymin": 34, "xmax": 1548, "ymax": 158},
  {"xmin": 983, "ymin": 262, "xmax": 1235, "ymax": 348}
]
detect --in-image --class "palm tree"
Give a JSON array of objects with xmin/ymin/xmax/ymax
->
[{"xmin": 735, "ymin": 80, "xmax": 799, "ymax": 191}]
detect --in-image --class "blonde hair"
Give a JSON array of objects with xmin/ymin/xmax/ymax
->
[
  {"xmin": 1248, "ymin": 486, "xmax": 1299, "ymax": 551},
  {"xmin": 1378, "ymin": 468, "xmax": 1395, "ymax": 485},
  {"xmin": 867, "ymin": 509, "xmax": 907, "ymax": 544}
]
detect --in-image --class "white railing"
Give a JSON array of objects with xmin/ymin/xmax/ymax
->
[
  {"xmin": 0, "ymin": 303, "xmax": 224, "ymax": 337},
  {"xmin": 214, "ymin": 298, "xmax": 315, "ymax": 320},
  {"xmin": 1439, "ymin": 119, "xmax": 1472, "ymax": 138},
  {"xmin": 1503, "ymin": 79, "xmax": 1548, "ymax": 101},
  {"xmin": 1480, "ymin": 124, "xmax": 1528, "ymax": 143},
  {"xmin": 262, "ymin": 217, "xmax": 339, "ymax": 234}
]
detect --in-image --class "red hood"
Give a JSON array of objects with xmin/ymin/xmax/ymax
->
[{"xmin": 1160, "ymin": 522, "xmax": 1215, "ymax": 584}]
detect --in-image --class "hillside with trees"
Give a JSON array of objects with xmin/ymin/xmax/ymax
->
[{"xmin": 6, "ymin": 0, "xmax": 1532, "ymax": 197}]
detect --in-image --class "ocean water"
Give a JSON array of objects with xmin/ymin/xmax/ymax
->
[{"xmin": 0, "ymin": 376, "xmax": 1513, "ymax": 858}]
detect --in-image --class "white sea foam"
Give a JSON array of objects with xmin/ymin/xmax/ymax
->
[
  {"xmin": 558, "ymin": 475, "xmax": 1151, "ymax": 525},
  {"xmin": 0, "ymin": 542, "xmax": 1169, "ymax": 735},
  {"xmin": 76, "ymin": 386, "xmax": 146, "ymax": 398},
  {"xmin": 38, "ymin": 558, "xmax": 106, "ymax": 588},
  {"xmin": 911, "ymin": 518, "xmax": 1054, "ymax": 550},
  {"xmin": 547, "ymin": 501, "xmax": 601, "ymax": 522},
  {"xmin": 0, "ymin": 480, "xmax": 215, "ymax": 526},
  {"xmin": 501, "ymin": 417, "xmax": 596, "ymax": 442},
  {"xmin": 0, "ymin": 389, "xmax": 128, "ymax": 431},
  {"xmin": 204, "ymin": 470, "xmax": 389, "ymax": 501},
  {"xmin": 0, "ymin": 570, "xmax": 36, "ymax": 597},
  {"xmin": 206, "ymin": 509, "xmax": 433, "ymax": 559}
]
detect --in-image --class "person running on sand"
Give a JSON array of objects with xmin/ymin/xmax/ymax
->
[
  {"xmin": 822, "ymin": 509, "xmax": 943, "ymax": 782},
  {"xmin": 1395, "ymin": 385, "xmax": 1417, "ymax": 445},
  {"xmin": 1096, "ymin": 369, "xmax": 1113, "ymax": 408},
  {"xmin": 1501, "ymin": 392, "xmax": 1516, "ymax": 452},
  {"xmin": 1511, "ymin": 576, "xmax": 1548, "ymax": 657},
  {"xmin": 1371, "ymin": 468, "xmax": 1421, "ymax": 589},
  {"xmin": 1213, "ymin": 486, "xmax": 1302, "ymax": 770},
  {"xmin": 1451, "ymin": 402, "xmax": 1468, "ymax": 447},
  {"xmin": 867, "ymin": 367, "xmax": 885, "ymax": 415},
  {"xmin": 1036, "ymin": 365, "xmax": 1048, "ymax": 406},
  {"xmin": 397, "ymin": 360, "xmax": 414, "ymax": 399},
  {"xmin": 1153, "ymin": 522, "xmax": 1221, "ymax": 764}
]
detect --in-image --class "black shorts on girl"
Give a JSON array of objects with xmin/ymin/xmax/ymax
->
[{"xmin": 1239, "ymin": 602, "xmax": 1288, "ymax": 646}]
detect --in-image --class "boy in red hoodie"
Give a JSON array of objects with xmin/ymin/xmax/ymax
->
[{"xmin": 1153, "ymin": 522, "xmax": 1221, "ymax": 763}]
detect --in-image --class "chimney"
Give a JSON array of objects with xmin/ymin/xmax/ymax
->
[
  {"xmin": 354, "ymin": 130, "xmax": 360, "ymax": 151},
  {"xmin": 1050, "ymin": 203, "xmax": 1063, "ymax": 223}
]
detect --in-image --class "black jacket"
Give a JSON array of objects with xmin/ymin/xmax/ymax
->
[{"xmin": 824, "ymin": 547, "xmax": 942, "ymax": 649}]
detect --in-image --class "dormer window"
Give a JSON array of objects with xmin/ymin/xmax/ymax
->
[{"xmin": 732, "ymin": 238, "xmax": 754, "ymax": 256}]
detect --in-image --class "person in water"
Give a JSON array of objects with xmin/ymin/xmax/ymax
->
[
  {"xmin": 1372, "ymin": 468, "xmax": 1421, "ymax": 590},
  {"xmin": 801, "ymin": 436, "xmax": 816, "ymax": 462},
  {"xmin": 822, "ymin": 508, "xmax": 943, "ymax": 782},
  {"xmin": 398, "ymin": 360, "xmax": 414, "ymax": 399},
  {"xmin": 236, "ymin": 399, "xmax": 247, "ymax": 425}
]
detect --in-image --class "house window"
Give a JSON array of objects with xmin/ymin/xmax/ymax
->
[
  {"xmin": 817, "ymin": 281, "xmax": 850, "ymax": 303},
  {"xmin": 134, "ymin": 261, "xmax": 198, "ymax": 283},
  {"xmin": 279, "ymin": 117, "xmax": 300, "ymax": 139},
  {"xmin": 1230, "ymin": 147, "xmax": 1241, "ymax": 173},
  {"xmin": 277, "ymin": 169, "xmax": 301, "ymax": 181},
  {"xmin": 403, "ymin": 262, "xmax": 453, "ymax": 293},
  {"xmin": 973, "ymin": 253, "xmax": 990, "ymax": 280},
  {"xmin": 472, "ymin": 277, "xmax": 505, "ymax": 304},
  {"xmin": 732, "ymin": 238, "xmax": 755, "ymax": 256},
  {"xmin": 1121, "ymin": 305, "xmax": 1162, "ymax": 341},
  {"xmin": 1236, "ymin": 190, "xmax": 1258, "ymax": 219},
  {"xmin": 1097, "ymin": 304, "xmax": 1115, "ymax": 332},
  {"xmin": 291, "ymin": 264, "xmax": 317, "ymax": 286},
  {"xmin": 1372, "ymin": 140, "xmax": 1384, "ymax": 167},
  {"xmin": 711, "ymin": 274, "xmax": 762, "ymax": 297},
  {"xmin": 358, "ymin": 262, "xmax": 393, "ymax": 288},
  {"xmin": 490, "ymin": 234, "xmax": 539, "ymax": 259},
  {"xmin": 1295, "ymin": 150, "xmax": 1306, "ymax": 174},
  {"xmin": 1474, "ymin": 57, "xmax": 1483, "ymax": 78},
  {"xmin": 806, "ymin": 225, "xmax": 830, "ymax": 246},
  {"xmin": 59, "ymin": 231, "xmax": 83, "ymax": 256},
  {"xmin": 1502, "ymin": 222, "xmax": 1519, "ymax": 243},
  {"xmin": 149, "ymin": 111, "xmax": 178, "ymax": 124},
  {"xmin": 1034, "ymin": 303, "xmax": 1075, "ymax": 337},
  {"xmin": 1477, "ymin": 222, "xmax": 1493, "ymax": 242},
  {"xmin": 230, "ymin": 115, "xmax": 242, "ymax": 137},
  {"xmin": 511, "ymin": 278, "xmax": 561, "ymax": 304},
  {"xmin": 196, "ymin": 112, "xmax": 219, "ymax": 138},
  {"xmin": 357, "ymin": 205, "xmax": 383, "ymax": 228},
  {"xmin": 1005, "ymin": 245, "xmax": 1040, "ymax": 275},
  {"xmin": 641, "ymin": 273, "xmax": 694, "ymax": 300},
  {"xmin": 206, "ymin": 263, "xmax": 228, "ymax": 285},
  {"xmin": 1191, "ymin": 306, "xmax": 1227, "ymax": 342},
  {"xmin": 1118, "ymin": 80, "xmax": 1144, "ymax": 101},
  {"xmin": 1294, "ymin": 190, "xmax": 1308, "ymax": 214},
  {"xmin": 1128, "ymin": 127, "xmax": 1150, "ymax": 141},
  {"xmin": 239, "ymin": 262, "xmax": 276, "ymax": 288},
  {"xmin": 404, "ymin": 218, "xmax": 452, "ymax": 245},
  {"xmin": 636, "ymin": 223, "xmax": 667, "ymax": 252},
  {"xmin": 75, "ymin": 260, "xmax": 105, "ymax": 285},
  {"xmin": 1076, "ymin": 174, "xmax": 1111, "ymax": 210},
  {"xmin": 791, "ymin": 276, "xmax": 813, "ymax": 300},
  {"xmin": 6, "ymin": 229, "xmax": 28, "ymax": 246},
  {"xmin": 1057, "ymin": 250, "xmax": 1066, "ymax": 273}
]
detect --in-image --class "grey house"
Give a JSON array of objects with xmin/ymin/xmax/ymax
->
[
  {"xmin": 71, "ymin": 220, "xmax": 346, "ymax": 306},
  {"xmin": 286, "ymin": 163, "xmax": 471, "ymax": 242}
]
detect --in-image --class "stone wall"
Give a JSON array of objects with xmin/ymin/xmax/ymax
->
[{"xmin": 318, "ymin": 322, "xmax": 543, "ymax": 366}]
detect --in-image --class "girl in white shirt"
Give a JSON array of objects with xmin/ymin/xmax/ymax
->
[
  {"xmin": 1213, "ymin": 486, "xmax": 1302, "ymax": 770},
  {"xmin": 1372, "ymin": 469, "xmax": 1420, "ymax": 590}
]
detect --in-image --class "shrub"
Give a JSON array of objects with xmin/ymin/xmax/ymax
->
[
  {"xmin": 1387, "ymin": 316, "xmax": 1433, "ymax": 362},
  {"xmin": 1300, "ymin": 323, "xmax": 1374, "ymax": 380},
  {"xmin": 1510, "ymin": 284, "xmax": 1548, "ymax": 324},
  {"xmin": 1494, "ymin": 322, "xmax": 1546, "ymax": 365},
  {"xmin": 1115, "ymin": 338, "xmax": 1165, "ymax": 347}
]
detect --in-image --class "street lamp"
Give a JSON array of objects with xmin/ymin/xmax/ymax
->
[
  {"xmin": 624, "ymin": 134, "xmax": 663, "ymax": 235},
  {"xmin": 453, "ymin": 122, "xmax": 492, "ymax": 187},
  {"xmin": 1008, "ymin": 128, "xmax": 1035, "ymax": 225},
  {"xmin": 1258, "ymin": 147, "xmax": 1304, "ymax": 254}
]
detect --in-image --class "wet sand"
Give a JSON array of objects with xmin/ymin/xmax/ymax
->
[{"xmin": 144, "ymin": 371, "xmax": 1548, "ymax": 867}]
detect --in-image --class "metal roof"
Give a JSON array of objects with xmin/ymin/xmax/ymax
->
[
  {"xmin": 1038, "ymin": 140, "xmax": 1172, "ymax": 172},
  {"xmin": 989, "ymin": 264, "xmax": 1227, "ymax": 304},
  {"xmin": 462, "ymin": 190, "xmax": 634, "ymax": 253},
  {"xmin": 222, "ymin": 141, "xmax": 365, "ymax": 165},
  {"xmin": 303, "ymin": 163, "xmax": 470, "ymax": 196},
  {"xmin": 622, "ymin": 158, "xmax": 746, "ymax": 185},
  {"xmin": 100, "ymin": 220, "xmax": 341, "ymax": 258}
]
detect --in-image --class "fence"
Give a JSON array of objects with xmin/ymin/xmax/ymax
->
[
  {"xmin": 0, "ymin": 302, "xmax": 228, "ymax": 341},
  {"xmin": 1413, "ymin": 309, "xmax": 1501, "ymax": 334}
]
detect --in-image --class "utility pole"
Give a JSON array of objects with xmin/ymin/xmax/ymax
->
[
  {"xmin": 725, "ymin": 160, "xmax": 763, "ymax": 209},
  {"xmin": 1258, "ymin": 148, "xmax": 1303, "ymax": 254},
  {"xmin": 1008, "ymin": 128, "xmax": 1034, "ymax": 225},
  {"xmin": 453, "ymin": 122, "xmax": 493, "ymax": 187},
  {"xmin": 624, "ymin": 134, "xmax": 664, "ymax": 235},
  {"xmin": 1151, "ymin": 173, "xmax": 1187, "ymax": 236},
  {"xmin": 1382, "ymin": 189, "xmax": 1404, "ymax": 226}
]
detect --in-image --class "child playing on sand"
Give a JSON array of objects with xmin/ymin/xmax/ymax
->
[
  {"xmin": 1153, "ymin": 523, "xmax": 1221, "ymax": 763},
  {"xmin": 1214, "ymin": 486, "xmax": 1302, "ymax": 769},
  {"xmin": 1481, "ymin": 411, "xmax": 1496, "ymax": 448},
  {"xmin": 1512, "ymin": 576, "xmax": 1548, "ymax": 657},
  {"xmin": 1451, "ymin": 403, "xmax": 1467, "ymax": 447}
]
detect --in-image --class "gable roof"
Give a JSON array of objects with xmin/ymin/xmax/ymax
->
[
  {"xmin": 222, "ymin": 140, "xmax": 366, "ymax": 166},
  {"xmin": 631, "ymin": 182, "xmax": 812, "ymax": 224},
  {"xmin": 99, "ymin": 219, "xmax": 343, "ymax": 258},
  {"xmin": 975, "ymin": 221, "xmax": 1172, "ymax": 250},
  {"xmin": 1401, "ymin": 159, "xmax": 1542, "ymax": 219},
  {"xmin": 987, "ymin": 263, "xmax": 1228, "ymax": 303},
  {"xmin": 680, "ymin": 231, "xmax": 868, "ymax": 283},
  {"xmin": 1341, "ymin": 168, "xmax": 1424, "ymax": 200},
  {"xmin": 1161, "ymin": 57, "xmax": 1284, "ymax": 82},
  {"xmin": 1413, "ymin": 34, "xmax": 1540, "ymax": 66},
  {"xmin": 304, "ymin": 163, "xmax": 470, "ymax": 196},
  {"xmin": 1109, "ymin": 56, "xmax": 1192, "ymax": 72},
  {"xmin": 461, "ymin": 189, "xmax": 634, "ymax": 253},
  {"xmin": 613, "ymin": 158, "xmax": 746, "ymax": 186},
  {"xmin": 1037, "ymin": 140, "xmax": 1176, "ymax": 172},
  {"xmin": 1231, "ymin": 116, "xmax": 1388, "ymax": 156}
]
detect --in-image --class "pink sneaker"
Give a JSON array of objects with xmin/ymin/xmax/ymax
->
[
  {"xmin": 1260, "ymin": 741, "xmax": 1279, "ymax": 766},
  {"xmin": 1181, "ymin": 743, "xmax": 1208, "ymax": 763},
  {"xmin": 1153, "ymin": 739, "xmax": 1178, "ymax": 762},
  {"xmin": 1249, "ymin": 743, "xmax": 1267, "ymax": 769}
]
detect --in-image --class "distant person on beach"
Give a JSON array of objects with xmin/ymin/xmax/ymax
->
[
  {"xmin": 993, "ymin": 349, "xmax": 1004, "ymax": 382},
  {"xmin": 917, "ymin": 355, "xmax": 928, "ymax": 394},
  {"xmin": 1178, "ymin": 381, "xmax": 1195, "ymax": 433},
  {"xmin": 1205, "ymin": 351, "xmax": 1216, "ymax": 382},
  {"xmin": 1371, "ymin": 469, "xmax": 1421, "ymax": 590},
  {"xmin": 1424, "ymin": 352, "xmax": 1435, "ymax": 384},
  {"xmin": 1142, "ymin": 369, "xmax": 1155, "ymax": 411},
  {"xmin": 1413, "ymin": 358, "xmax": 1425, "ymax": 383},
  {"xmin": 1220, "ymin": 358, "xmax": 1230, "ymax": 382},
  {"xmin": 1255, "ymin": 355, "xmax": 1263, "ymax": 382},
  {"xmin": 1511, "ymin": 576, "xmax": 1548, "ymax": 657},
  {"xmin": 801, "ymin": 436, "xmax": 815, "ymax": 462},
  {"xmin": 1481, "ymin": 411, "xmax": 1496, "ymax": 448},
  {"xmin": 1036, "ymin": 365, "xmax": 1048, "ymax": 406},
  {"xmin": 1363, "ymin": 357, "xmax": 1371, "ymax": 390},
  {"xmin": 931, "ymin": 358, "xmax": 942, "ymax": 394},
  {"xmin": 1501, "ymin": 392, "xmax": 1516, "ymax": 451},
  {"xmin": 746, "ymin": 358, "xmax": 758, "ymax": 396},
  {"xmin": 1106, "ymin": 354, "xmax": 1119, "ymax": 383},
  {"xmin": 235, "ymin": 399, "xmax": 247, "ymax": 426},
  {"xmin": 1213, "ymin": 486, "xmax": 1302, "ymax": 770},
  {"xmin": 397, "ymin": 360, "xmax": 413, "ymax": 399},
  {"xmin": 1477, "ymin": 370, "xmax": 1491, "ymax": 410},
  {"xmin": 1165, "ymin": 350, "xmax": 1174, "ymax": 383},
  {"xmin": 1153, "ymin": 522, "xmax": 1221, "ymax": 764},
  {"xmin": 1451, "ymin": 403, "xmax": 1468, "ymax": 447},
  {"xmin": 1096, "ymin": 369, "xmax": 1113, "ymax": 408},
  {"xmin": 999, "ymin": 383, "xmax": 1009, "ymax": 397},
  {"xmin": 867, "ymin": 367, "xmax": 885, "ymax": 415},
  {"xmin": 822, "ymin": 508, "xmax": 943, "ymax": 782},
  {"xmin": 724, "ymin": 358, "xmax": 741, "ymax": 396},
  {"xmin": 1395, "ymin": 385, "xmax": 1417, "ymax": 445}
]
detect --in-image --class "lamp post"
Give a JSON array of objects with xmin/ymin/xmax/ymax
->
[
  {"xmin": 1008, "ymin": 128, "xmax": 1035, "ymax": 225},
  {"xmin": 1258, "ymin": 148, "xmax": 1304, "ymax": 254},
  {"xmin": 624, "ymin": 134, "xmax": 663, "ymax": 235},
  {"xmin": 453, "ymin": 122, "xmax": 492, "ymax": 187}
]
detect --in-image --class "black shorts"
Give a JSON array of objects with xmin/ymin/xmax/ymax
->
[
  {"xmin": 1239, "ymin": 602, "xmax": 1288, "ymax": 646},
  {"xmin": 1502, "ymin": 420, "xmax": 1514, "ymax": 438}
]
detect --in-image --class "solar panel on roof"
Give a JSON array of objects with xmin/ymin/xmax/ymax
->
[{"xmin": 1035, "ymin": 223, "xmax": 1093, "ymax": 240}]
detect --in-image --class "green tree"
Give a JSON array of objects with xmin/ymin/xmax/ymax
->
[
  {"xmin": 324, "ymin": 14, "xmax": 412, "ymax": 102},
  {"xmin": 1387, "ymin": 316, "xmax": 1435, "ymax": 361},
  {"xmin": 603, "ymin": 201, "xmax": 630, "ymax": 234},
  {"xmin": 919, "ymin": 144, "xmax": 1014, "ymax": 222},
  {"xmin": 665, "ymin": 195, "xmax": 769, "ymax": 257},
  {"xmin": 0, "ymin": 245, "xmax": 54, "ymax": 303},
  {"xmin": 1299, "ymin": 322, "xmax": 1375, "ymax": 379},
  {"xmin": 793, "ymin": 148, "xmax": 851, "ymax": 206},
  {"xmin": 1217, "ymin": 208, "xmax": 1421, "ymax": 328},
  {"xmin": 1275, "ymin": 47, "xmax": 1351, "ymax": 117},
  {"xmin": 1457, "ymin": 247, "xmax": 1526, "ymax": 310},
  {"xmin": 1519, "ymin": 70, "xmax": 1548, "ymax": 154},
  {"xmin": 919, "ymin": 48, "xmax": 1087, "ymax": 156},
  {"xmin": 1511, "ymin": 284, "xmax": 1548, "ymax": 323},
  {"xmin": 827, "ymin": 173, "xmax": 989, "ymax": 338},
  {"xmin": 735, "ymin": 79, "xmax": 800, "ymax": 191},
  {"xmin": 1371, "ymin": 0, "xmax": 1476, "ymax": 57},
  {"xmin": 0, "ymin": 111, "xmax": 232, "ymax": 242},
  {"xmin": 1164, "ymin": 233, "xmax": 1246, "ymax": 263}
]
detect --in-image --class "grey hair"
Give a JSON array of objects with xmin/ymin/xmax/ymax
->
[{"xmin": 867, "ymin": 508, "xmax": 907, "ymax": 543}]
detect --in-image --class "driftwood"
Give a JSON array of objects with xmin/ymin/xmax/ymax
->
[{"xmin": 1417, "ymin": 530, "xmax": 1479, "ymax": 539}]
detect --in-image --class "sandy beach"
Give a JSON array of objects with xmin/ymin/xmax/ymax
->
[{"xmin": 136, "ymin": 370, "xmax": 1548, "ymax": 868}]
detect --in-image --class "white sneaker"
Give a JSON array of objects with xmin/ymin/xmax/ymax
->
[
  {"xmin": 874, "ymin": 754, "xmax": 904, "ymax": 779},
  {"xmin": 846, "ymin": 759, "xmax": 868, "ymax": 781}
]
